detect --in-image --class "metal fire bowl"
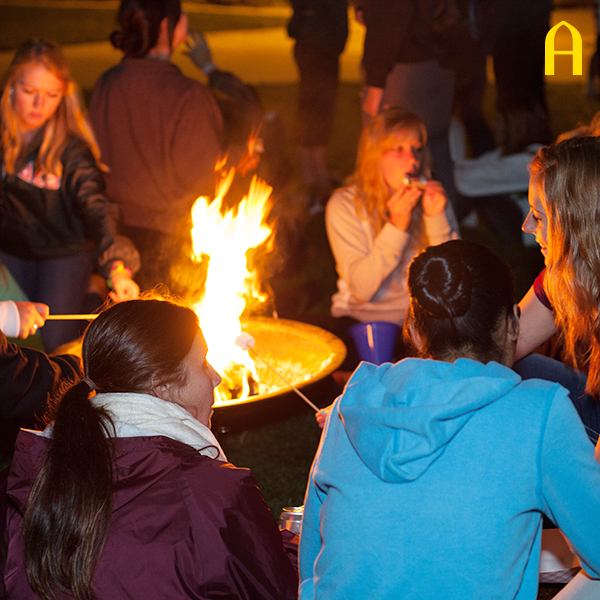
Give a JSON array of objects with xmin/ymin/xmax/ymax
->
[
  {"xmin": 215, "ymin": 317, "xmax": 347, "ymax": 408},
  {"xmin": 51, "ymin": 317, "xmax": 347, "ymax": 408}
]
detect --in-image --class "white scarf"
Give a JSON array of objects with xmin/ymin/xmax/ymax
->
[{"xmin": 92, "ymin": 392, "xmax": 226, "ymax": 461}]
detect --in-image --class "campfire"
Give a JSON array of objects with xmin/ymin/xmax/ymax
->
[{"xmin": 189, "ymin": 167, "xmax": 344, "ymax": 406}]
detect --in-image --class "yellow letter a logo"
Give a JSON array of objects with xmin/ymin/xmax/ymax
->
[{"xmin": 545, "ymin": 21, "xmax": 583, "ymax": 76}]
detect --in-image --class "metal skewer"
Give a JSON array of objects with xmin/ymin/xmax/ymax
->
[
  {"xmin": 45, "ymin": 314, "xmax": 99, "ymax": 321},
  {"xmin": 235, "ymin": 332, "xmax": 319, "ymax": 412}
]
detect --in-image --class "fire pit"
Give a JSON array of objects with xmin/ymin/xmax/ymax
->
[
  {"xmin": 221, "ymin": 317, "xmax": 346, "ymax": 407},
  {"xmin": 51, "ymin": 317, "xmax": 346, "ymax": 408}
]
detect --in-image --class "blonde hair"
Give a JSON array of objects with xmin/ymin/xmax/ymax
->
[
  {"xmin": 1, "ymin": 39, "xmax": 105, "ymax": 178},
  {"xmin": 352, "ymin": 107, "xmax": 431, "ymax": 234},
  {"xmin": 530, "ymin": 136, "xmax": 600, "ymax": 396}
]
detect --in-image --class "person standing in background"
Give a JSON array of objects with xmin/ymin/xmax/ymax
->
[
  {"xmin": 360, "ymin": 0, "xmax": 462, "ymax": 223},
  {"xmin": 89, "ymin": 0, "xmax": 224, "ymax": 295},
  {"xmin": 288, "ymin": 0, "xmax": 348, "ymax": 210}
]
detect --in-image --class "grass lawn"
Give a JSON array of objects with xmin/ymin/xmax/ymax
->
[{"xmin": 0, "ymin": 4, "xmax": 289, "ymax": 50}]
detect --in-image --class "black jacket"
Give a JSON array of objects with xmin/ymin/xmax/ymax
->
[
  {"xmin": 288, "ymin": 0, "xmax": 348, "ymax": 57},
  {"xmin": 0, "ymin": 330, "xmax": 81, "ymax": 420},
  {"xmin": 0, "ymin": 135, "xmax": 138, "ymax": 277},
  {"xmin": 362, "ymin": 0, "xmax": 441, "ymax": 88}
]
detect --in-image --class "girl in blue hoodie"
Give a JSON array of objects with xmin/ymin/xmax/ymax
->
[{"xmin": 299, "ymin": 239, "xmax": 600, "ymax": 600}]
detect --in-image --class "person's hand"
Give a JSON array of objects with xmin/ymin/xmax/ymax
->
[
  {"xmin": 108, "ymin": 272, "xmax": 140, "ymax": 303},
  {"xmin": 421, "ymin": 180, "xmax": 448, "ymax": 217},
  {"xmin": 316, "ymin": 404, "xmax": 333, "ymax": 429},
  {"xmin": 107, "ymin": 262, "xmax": 139, "ymax": 303},
  {"xmin": 387, "ymin": 186, "xmax": 422, "ymax": 231},
  {"xmin": 15, "ymin": 301, "xmax": 48, "ymax": 338},
  {"xmin": 186, "ymin": 29, "xmax": 215, "ymax": 73},
  {"xmin": 362, "ymin": 86, "xmax": 383, "ymax": 118}
]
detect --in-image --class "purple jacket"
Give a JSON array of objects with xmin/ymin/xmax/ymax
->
[{"xmin": 1, "ymin": 431, "xmax": 298, "ymax": 599}]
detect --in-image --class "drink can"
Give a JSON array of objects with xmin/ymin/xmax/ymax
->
[{"xmin": 279, "ymin": 506, "xmax": 304, "ymax": 536}]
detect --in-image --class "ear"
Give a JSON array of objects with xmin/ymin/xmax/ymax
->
[
  {"xmin": 507, "ymin": 304, "xmax": 520, "ymax": 342},
  {"xmin": 403, "ymin": 319, "xmax": 422, "ymax": 351},
  {"xmin": 152, "ymin": 376, "xmax": 175, "ymax": 403},
  {"xmin": 159, "ymin": 16, "xmax": 170, "ymax": 36}
]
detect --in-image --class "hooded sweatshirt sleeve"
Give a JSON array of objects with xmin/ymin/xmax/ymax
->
[
  {"xmin": 538, "ymin": 385, "xmax": 600, "ymax": 579},
  {"xmin": 298, "ymin": 400, "xmax": 343, "ymax": 599}
]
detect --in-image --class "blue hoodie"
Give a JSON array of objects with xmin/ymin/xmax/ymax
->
[{"xmin": 299, "ymin": 358, "xmax": 600, "ymax": 599}]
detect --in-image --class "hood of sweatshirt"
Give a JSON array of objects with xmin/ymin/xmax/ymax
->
[{"xmin": 338, "ymin": 358, "xmax": 521, "ymax": 483}]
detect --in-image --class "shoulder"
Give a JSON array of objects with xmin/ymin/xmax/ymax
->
[
  {"xmin": 61, "ymin": 136, "xmax": 95, "ymax": 164},
  {"xmin": 180, "ymin": 455, "xmax": 257, "ymax": 492},
  {"xmin": 326, "ymin": 186, "xmax": 359, "ymax": 219}
]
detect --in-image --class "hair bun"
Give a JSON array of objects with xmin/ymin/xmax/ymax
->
[
  {"xmin": 412, "ymin": 255, "xmax": 472, "ymax": 319},
  {"xmin": 109, "ymin": 30, "xmax": 125, "ymax": 50}
]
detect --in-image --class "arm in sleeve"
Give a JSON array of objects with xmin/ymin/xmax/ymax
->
[
  {"xmin": 63, "ymin": 143, "xmax": 140, "ymax": 278},
  {"xmin": 298, "ymin": 470, "xmax": 323, "ymax": 600},
  {"xmin": 423, "ymin": 211, "xmax": 457, "ymax": 246},
  {"xmin": 538, "ymin": 386, "xmax": 600, "ymax": 578},
  {"xmin": 326, "ymin": 191, "xmax": 411, "ymax": 302},
  {"xmin": 516, "ymin": 283, "xmax": 557, "ymax": 361},
  {"xmin": 362, "ymin": 0, "xmax": 413, "ymax": 88},
  {"xmin": 211, "ymin": 469, "xmax": 298, "ymax": 600},
  {"xmin": 0, "ymin": 301, "xmax": 19, "ymax": 338},
  {"xmin": 0, "ymin": 330, "xmax": 81, "ymax": 419},
  {"xmin": 298, "ymin": 402, "xmax": 342, "ymax": 599}
]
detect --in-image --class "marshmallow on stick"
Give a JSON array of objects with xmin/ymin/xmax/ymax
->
[{"xmin": 235, "ymin": 332, "xmax": 319, "ymax": 412}]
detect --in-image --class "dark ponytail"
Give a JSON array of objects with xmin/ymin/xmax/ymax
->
[
  {"xmin": 21, "ymin": 298, "xmax": 199, "ymax": 599},
  {"xmin": 405, "ymin": 240, "xmax": 516, "ymax": 362},
  {"xmin": 22, "ymin": 380, "xmax": 115, "ymax": 600}
]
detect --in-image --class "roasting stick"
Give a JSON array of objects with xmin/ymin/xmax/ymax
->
[
  {"xmin": 235, "ymin": 332, "xmax": 319, "ymax": 412},
  {"xmin": 45, "ymin": 314, "xmax": 99, "ymax": 321}
]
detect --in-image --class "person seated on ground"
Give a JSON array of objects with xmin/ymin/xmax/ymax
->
[
  {"xmin": 300, "ymin": 239, "xmax": 600, "ymax": 600},
  {"xmin": 514, "ymin": 136, "xmax": 600, "ymax": 444},
  {"xmin": 0, "ymin": 39, "xmax": 139, "ymax": 352},
  {"xmin": 0, "ymin": 297, "xmax": 298, "ymax": 600},
  {"xmin": 324, "ymin": 107, "xmax": 457, "ymax": 372}
]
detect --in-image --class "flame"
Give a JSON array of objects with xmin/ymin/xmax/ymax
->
[{"xmin": 190, "ymin": 169, "xmax": 273, "ymax": 404}]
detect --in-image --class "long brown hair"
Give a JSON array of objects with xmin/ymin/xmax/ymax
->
[
  {"xmin": 22, "ymin": 297, "xmax": 200, "ymax": 600},
  {"xmin": 1, "ymin": 39, "xmax": 105, "ymax": 178},
  {"xmin": 529, "ymin": 136, "xmax": 600, "ymax": 397},
  {"xmin": 351, "ymin": 107, "xmax": 431, "ymax": 234}
]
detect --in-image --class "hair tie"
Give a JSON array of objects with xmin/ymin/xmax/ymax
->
[{"xmin": 81, "ymin": 377, "xmax": 96, "ymax": 392}]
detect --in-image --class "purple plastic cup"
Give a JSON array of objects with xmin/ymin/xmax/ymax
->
[{"xmin": 348, "ymin": 321, "xmax": 400, "ymax": 365}]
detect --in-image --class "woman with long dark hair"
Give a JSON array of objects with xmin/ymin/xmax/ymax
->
[
  {"xmin": 1, "ymin": 298, "xmax": 297, "ymax": 599},
  {"xmin": 300, "ymin": 240, "xmax": 600, "ymax": 599}
]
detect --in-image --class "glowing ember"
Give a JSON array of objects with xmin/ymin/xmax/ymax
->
[{"xmin": 190, "ymin": 168, "xmax": 274, "ymax": 403}]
